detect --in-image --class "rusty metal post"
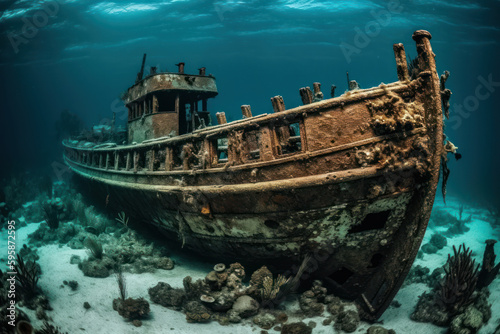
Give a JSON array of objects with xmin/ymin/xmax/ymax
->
[
  {"xmin": 149, "ymin": 150, "xmax": 155, "ymax": 171},
  {"xmin": 300, "ymin": 87, "xmax": 313, "ymax": 105},
  {"xmin": 412, "ymin": 30, "xmax": 436, "ymax": 74},
  {"xmin": 191, "ymin": 102, "xmax": 196, "ymax": 131},
  {"xmin": 133, "ymin": 151, "xmax": 138, "ymax": 173},
  {"xmin": 216, "ymin": 112, "xmax": 227, "ymax": 124},
  {"xmin": 105, "ymin": 153, "xmax": 110, "ymax": 169},
  {"xmin": 313, "ymin": 82, "xmax": 321, "ymax": 95},
  {"xmin": 271, "ymin": 96, "xmax": 285, "ymax": 112},
  {"xmin": 126, "ymin": 152, "xmax": 131, "ymax": 170},
  {"xmin": 165, "ymin": 147, "xmax": 173, "ymax": 171},
  {"xmin": 136, "ymin": 53, "xmax": 146, "ymax": 83},
  {"xmin": 393, "ymin": 43, "xmax": 410, "ymax": 81},
  {"xmin": 176, "ymin": 62, "xmax": 185, "ymax": 74},
  {"xmin": 99, "ymin": 154, "xmax": 103, "ymax": 168},
  {"xmin": 313, "ymin": 82, "xmax": 323, "ymax": 101},
  {"xmin": 153, "ymin": 95, "xmax": 159, "ymax": 113},
  {"xmin": 114, "ymin": 152, "xmax": 119, "ymax": 170},
  {"xmin": 175, "ymin": 93, "xmax": 180, "ymax": 114},
  {"xmin": 199, "ymin": 67, "xmax": 206, "ymax": 76},
  {"xmin": 259, "ymin": 127, "xmax": 274, "ymax": 161},
  {"xmin": 241, "ymin": 105, "xmax": 252, "ymax": 118},
  {"xmin": 331, "ymin": 84, "xmax": 337, "ymax": 98}
]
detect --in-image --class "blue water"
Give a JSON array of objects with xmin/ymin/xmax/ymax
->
[
  {"xmin": 1, "ymin": 0, "xmax": 499, "ymax": 205},
  {"xmin": 0, "ymin": 1, "xmax": 499, "ymax": 333}
]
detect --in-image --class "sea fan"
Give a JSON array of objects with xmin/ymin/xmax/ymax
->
[
  {"xmin": 36, "ymin": 321, "xmax": 68, "ymax": 334},
  {"xmin": 42, "ymin": 203, "xmax": 59, "ymax": 230},
  {"xmin": 261, "ymin": 274, "xmax": 291, "ymax": 303},
  {"xmin": 13, "ymin": 254, "xmax": 40, "ymax": 299},
  {"xmin": 84, "ymin": 237, "xmax": 103, "ymax": 259},
  {"xmin": 436, "ymin": 244, "xmax": 479, "ymax": 315}
]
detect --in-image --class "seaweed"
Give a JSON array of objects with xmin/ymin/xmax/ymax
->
[
  {"xmin": 13, "ymin": 254, "xmax": 40, "ymax": 300},
  {"xmin": 84, "ymin": 237, "xmax": 103, "ymax": 259},
  {"xmin": 441, "ymin": 157, "xmax": 450, "ymax": 204},
  {"xmin": 440, "ymin": 70, "xmax": 451, "ymax": 119},
  {"xmin": 116, "ymin": 268, "xmax": 127, "ymax": 301},
  {"xmin": 42, "ymin": 203, "xmax": 59, "ymax": 230},
  {"xmin": 436, "ymin": 244, "xmax": 479, "ymax": 315},
  {"xmin": 115, "ymin": 211, "xmax": 129, "ymax": 228},
  {"xmin": 35, "ymin": 321, "xmax": 68, "ymax": 334}
]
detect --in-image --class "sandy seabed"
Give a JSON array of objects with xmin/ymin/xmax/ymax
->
[{"xmin": 2, "ymin": 196, "xmax": 499, "ymax": 334}]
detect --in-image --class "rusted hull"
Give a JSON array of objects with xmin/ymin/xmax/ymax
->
[
  {"xmin": 66, "ymin": 139, "xmax": 437, "ymax": 320},
  {"xmin": 63, "ymin": 30, "xmax": 443, "ymax": 320}
]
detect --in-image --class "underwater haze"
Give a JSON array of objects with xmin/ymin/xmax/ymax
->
[
  {"xmin": 1, "ymin": 1, "xmax": 500, "ymax": 333},
  {"xmin": 0, "ymin": 0, "xmax": 499, "ymax": 205}
]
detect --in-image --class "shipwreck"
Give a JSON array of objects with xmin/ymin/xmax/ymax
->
[{"xmin": 63, "ymin": 30, "xmax": 450, "ymax": 320}]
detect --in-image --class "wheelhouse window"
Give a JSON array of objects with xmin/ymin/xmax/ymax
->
[
  {"xmin": 211, "ymin": 136, "xmax": 228, "ymax": 164},
  {"xmin": 245, "ymin": 130, "xmax": 261, "ymax": 161},
  {"xmin": 275, "ymin": 121, "xmax": 302, "ymax": 155}
]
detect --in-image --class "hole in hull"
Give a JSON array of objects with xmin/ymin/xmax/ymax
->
[
  {"xmin": 330, "ymin": 267, "xmax": 354, "ymax": 285},
  {"xmin": 369, "ymin": 253, "xmax": 384, "ymax": 268},
  {"xmin": 348, "ymin": 210, "xmax": 391, "ymax": 234},
  {"xmin": 264, "ymin": 220, "xmax": 279, "ymax": 229}
]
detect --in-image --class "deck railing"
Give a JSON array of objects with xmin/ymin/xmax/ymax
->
[
  {"xmin": 64, "ymin": 79, "xmax": 414, "ymax": 174},
  {"xmin": 64, "ymin": 111, "xmax": 306, "ymax": 173}
]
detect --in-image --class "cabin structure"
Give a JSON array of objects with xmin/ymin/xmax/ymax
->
[{"xmin": 123, "ymin": 55, "xmax": 218, "ymax": 143}]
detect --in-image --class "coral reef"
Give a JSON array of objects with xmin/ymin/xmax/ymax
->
[
  {"xmin": 184, "ymin": 301, "xmax": 211, "ymax": 323},
  {"xmin": 281, "ymin": 322, "xmax": 312, "ymax": 334},
  {"xmin": 404, "ymin": 265, "xmax": 444, "ymax": 289},
  {"xmin": 299, "ymin": 280, "xmax": 327, "ymax": 317},
  {"xmin": 366, "ymin": 325, "xmax": 396, "ymax": 334},
  {"xmin": 252, "ymin": 312, "xmax": 276, "ymax": 330},
  {"xmin": 420, "ymin": 233, "xmax": 447, "ymax": 255},
  {"xmin": 149, "ymin": 282, "xmax": 186, "ymax": 309},
  {"xmin": 79, "ymin": 256, "xmax": 115, "ymax": 278},
  {"xmin": 231, "ymin": 295, "xmax": 259, "ymax": 318},
  {"xmin": 404, "ymin": 265, "xmax": 430, "ymax": 285},
  {"xmin": 113, "ymin": 297, "xmax": 150, "ymax": 322},
  {"xmin": 334, "ymin": 307, "xmax": 360, "ymax": 333},
  {"xmin": 112, "ymin": 270, "xmax": 150, "ymax": 325},
  {"xmin": 449, "ymin": 303, "xmax": 486, "ymax": 334},
  {"xmin": 148, "ymin": 262, "xmax": 320, "ymax": 326}
]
